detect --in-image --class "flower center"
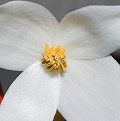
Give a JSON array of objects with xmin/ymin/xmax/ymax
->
[{"xmin": 41, "ymin": 43, "xmax": 67, "ymax": 72}]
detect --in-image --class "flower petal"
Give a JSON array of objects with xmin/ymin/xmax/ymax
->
[
  {"xmin": 0, "ymin": 61, "xmax": 61, "ymax": 121},
  {"xmin": 58, "ymin": 56, "xmax": 120, "ymax": 121},
  {"xmin": 0, "ymin": 1, "xmax": 58, "ymax": 71},
  {"xmin": 56, "ymin": 6, "xmax": 120, "ymax": 59}
]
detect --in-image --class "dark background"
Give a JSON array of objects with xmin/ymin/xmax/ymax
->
[{"xmin": 0, "ymin": 0, "xmax": 120, "ymax": 93}]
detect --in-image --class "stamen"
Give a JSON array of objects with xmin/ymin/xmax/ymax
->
[
  {"xmin": 60, "ymin": 62, "xmax": 65, "ymax": 71},
  {"xmin": 45, "ymin": 43, "xmax": 49, "ymax": 55},
  {"xmin": 41, "ymin": 43, "xmax": 67, "ymax": 72}
]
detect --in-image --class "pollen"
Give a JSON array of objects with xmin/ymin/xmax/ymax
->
[{"xmin": 41, "ymin": 43, "xmax": 67, "ymax": 72}]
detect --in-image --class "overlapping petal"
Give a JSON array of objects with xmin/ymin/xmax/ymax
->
[
  {"xmin": 58, "ymin": 56, "xmax": 120, "ymax": 121},
  {"xmin": 55, "ymin": 6, "xmax": 120, "ymax": 59},
  {"xmin": 0, "ymin": 61, "xmax": 61, "ymax": 121},
  {"xmin": 0, "ymin": 1, "xmax": 58, "ymax": 71}
]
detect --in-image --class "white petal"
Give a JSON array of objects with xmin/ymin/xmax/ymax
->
[
  {"xmin": 58, "ymin": 56, "xmax": 120, "ymax": 121},
  {"xmin": 0, "ymin": 61, "xmax": 61, "ymax": 121},
  {"xmin": 0, "ymin": 1, "xmax": 58, "ymax": 71},
  {"xmin": 56, "ymin": 6, "xmax": 120, "ymax": 59}
]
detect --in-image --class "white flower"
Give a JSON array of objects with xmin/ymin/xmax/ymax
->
[{"xmin": 0, "ymin": 1, "xmax": 120, "ymax": 121}]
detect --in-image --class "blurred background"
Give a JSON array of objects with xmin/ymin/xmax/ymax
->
[{"xmin": 0, "ymin": 0, "xmax": 120, "ymax": 120}]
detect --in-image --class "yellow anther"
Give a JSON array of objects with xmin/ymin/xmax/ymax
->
[
  {"xmin": 60, "ymin": 49, "xmax": 66, "ymax": 55},
  {"xmin": 63, "ymin": 60, "xmax": 67, "ymax": 67},
  {"xmin": 61, "ymin": 54, "xmax": 66, "ymax": 59},
  {"xmin": 41, "ymin": 58, "xmax": 46, "ymax": 64},
  {"xmin": 50, "ymin": 66, "xmax": 54, "ymax": 72},
  {"xmin": 49, "ymin": 47, "xmax": 53, "ymax": 56},
  {"xmin": 41, "ymin": 43, "xmax": 67, "ymax": 72},
  {"xmin": 49, "ymin": 47, "xmax": 54, "ymax": 60},
  {"xmin": 56, "ymin": 49, "xmax": 66, "ymax": 59},
  {"xmin": 60, "ymin": 62, "xmax": 65, "ymax": 71},
  {"xmin": 55, "ymin": 51, "xmax": 60, "ymax": 59},
  {"xmin": 41, "ymin": 52, "xmax": 46, "ymax": 57},
  {"xmin": 41, "ymin": 58, "xmax": 44, "ymax": 61},
  {"xmin": 55, "ymin": 45, "xmax": 60, "ymax": 53},
  {"xmin": 57, "ymin": 66, "xmax": 61, "ymax": 72},
  {"xmin": 52, "ymin": 44, "xmax": 55, "ymax": 50},
  {"xmin": 45, "ymin": 61, "xmax": 54, "ymax": 67},
  {"xmin": 41, "ymin": 52, "xmax": 48, "ymax": 60},
  {"xmin": 52, "ymin": 44, "xmax": 56, "ymax": 56},
  {"xmin": 59, "ymin": 46, "xmax": 62, "ymax": 51},
  {"xmin": 45, "ymin": 43, "xmax": 49, "ymax": 55}
]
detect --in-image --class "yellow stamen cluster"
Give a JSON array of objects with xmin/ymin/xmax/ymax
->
[{"xmin": 41, "ymin": 43, "xmax": 67, "ymax": 72}]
